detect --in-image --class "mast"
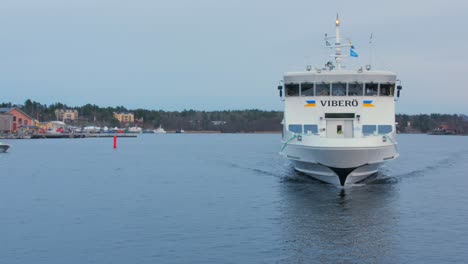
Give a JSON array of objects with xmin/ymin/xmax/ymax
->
[
  {"xmin": 335, "ymin": 14, "xmax": 342, "ymax": 70},
  {"xmin": 324, "ymin": 14, "xmax": 353, "ymax": 71}
]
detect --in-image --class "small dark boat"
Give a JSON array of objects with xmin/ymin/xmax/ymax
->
[{"xmin": 0, "ymin": 142, "xmax": 10, "ymax": 153}]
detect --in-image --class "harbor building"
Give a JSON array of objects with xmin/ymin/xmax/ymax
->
[
  {"xmin": 0, "ymin": 107, "xmax": 34, "ymax": 132},
  {"xmin": 55, "ymin": 109, "xmax": 79, "ymax": 122},
  {"xmin": 113, "ymin": 112, "xmax": 134, "ymax": 123},
  {"xmin": 0, "ymin": 113, "xmax": 13, "ymax": 132}
]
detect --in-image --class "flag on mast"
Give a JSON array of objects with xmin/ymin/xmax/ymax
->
[{"xmin": 350, "ymin": 48, "xmax": 359, "ymax": 57}]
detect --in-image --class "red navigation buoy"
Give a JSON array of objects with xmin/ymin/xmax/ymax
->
[{"xmin": 113, "ymin": 136, "xmax": 117, "ymax": 149}]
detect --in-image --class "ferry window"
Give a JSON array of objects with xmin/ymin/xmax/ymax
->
[
  {"xmin": 348, "ymin": 83, "xmax": 363, "ymax": 96},
  {"xmin": 363, "ymin": 125, "xmax": 377, "ymax": 135},
  {"xmin": 331, "ymin": 82, "xmax": 347, "ymax": 96},
  {"xmin": 337, "ymin": 125, "xmax": 343, "ymax": 134},
  {"xmin": 316, "ymin": 83, "xmax": 330, "ymax": 96},
  {"xmin": 285, "ymin": 83, "xmax": 299, "ymax": 96},
  {"xmin": 304, "ymin": 125, "xmax": 318, "ymax": 134},
  {"xmin": 325, "ymin": 113, "xmax": 355, "ymax": 119},
  {"xmin": 378, "ymin": 125, "xmax": 392, "ymax": 134},
  {"xmin": 301, "ymin": 83, "xmax": 314, "ymax": 96},
  {"xmin": 365, "ymin": 83, "xmax": 378, "ymax": 96},
  {"xmin": 288, "ymin": 124, "xmax": 302, "ymax": 134},
  {"xmin": 379, "ymin": 83, "xmax": 395, "ymax": 96}
]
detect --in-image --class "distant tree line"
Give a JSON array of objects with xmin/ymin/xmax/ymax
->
[
  {"xmin": 1, "ymin": 100, "xmax": 282, "ymax": 133},
  {"xmin": 1, "ymin": 100, "xmax": 467, "ymax": 133},
  {"xmin": 396, "ymin": 113, "xmax": 468, "ymax": 133}
]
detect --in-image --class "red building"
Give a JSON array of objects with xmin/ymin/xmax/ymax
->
[{"xmin": 0, "ymin": 107, "xmax": 34, "ymax": 132}]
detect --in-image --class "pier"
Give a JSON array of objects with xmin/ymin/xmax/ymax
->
[{"xmin": 30, "ymin": 133, "xmax": 137, "ymax": 139}]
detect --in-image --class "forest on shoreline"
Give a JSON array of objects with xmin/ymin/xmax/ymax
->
[{"xmin": 1, "ymin": 100, "xmax": 467, "ymax": 134}]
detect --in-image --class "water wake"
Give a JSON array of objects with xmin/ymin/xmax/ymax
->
[
  {"xmin": 224, "ymin": 148, "xmax": 468, "ymax": 187},
  {"xmin": 392, "ymin": 149, "xmax": 468, "ymax": 180},
  {"xmin": 225, "ymin": 161, "xmax": 286, "ymax": 178}
]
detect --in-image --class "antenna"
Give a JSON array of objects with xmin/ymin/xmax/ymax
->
[
  {"xmin": 325, "ymin": 33, "xmax": 331, "ymax": 46},
  {"xmin": 368, "ymin": 33, "xmax": 373, "ymax": 70}
]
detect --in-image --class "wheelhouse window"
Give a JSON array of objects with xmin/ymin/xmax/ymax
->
[
  {"xmin": 378, "ymin": 125, "xmax": 392, "ymax": 134},
  {"xmin": 348, "ymin": 83, "xmax": 363, "ymax": 96},
  {"xmin": 315, "ymin": 83, "xmax": 330, "ymax": 96},
  {"xmin": 363, "ymin": 125, "xmax": 377, "ymax": 135},
  {"xmin": 379, "ymin": 83, "xmax": 395, "ymax": 96},
  {"xmin": 285, "ymin": 83, "xmax": 299, "ymax": 96},
  {"xmin": 304, "ymin": 125, "xmax": 318, "ymax": 134},
  {"xmin": 301, "ymin": 82, "xmax": 314, "ymax": 96},
  {"xmin": 331, "ymin": 82, "xmax": 346, "ymax": 96},
  {"xmin": 365, "ymin": 83, "xmax": 378, "ymax": 96},
  {"xmin": 288, "ymin": 124, "xmax": 302, "ymax": 134}
]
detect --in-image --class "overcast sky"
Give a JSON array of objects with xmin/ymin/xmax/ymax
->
[{"xmin": 0, "ymin": 0, "xmax": 466, "ymax": 114}]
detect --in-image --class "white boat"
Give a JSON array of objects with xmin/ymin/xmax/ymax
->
[
  {"xmin": 127, "ymin": 126, "xmax": 143, "ymax": 133},
  {"xmin": 83, "ymin": 126, "xmax": 100, "ymax": 133},
  {"xmin": 278, "ymin": 15, "xmax": 402, "ymax": 186},
  {"xmin": 0, "ymin": 142, "xmax": 10, "ymax": 153},
  {"xmin": 153, "ymin": 125, "xmax": 167, "ymax": 134}
]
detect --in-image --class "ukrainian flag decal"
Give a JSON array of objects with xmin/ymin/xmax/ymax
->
[
  {"xmin": 363, "ymin": 100, "xmax": 375, "ymax": 107},
  {"xmin": 304, "ymin": 100, "xmax": 316, "ymax": 107}
]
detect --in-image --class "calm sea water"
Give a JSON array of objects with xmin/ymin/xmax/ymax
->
[{"xmin": 1, "ymin": 134, "xmax": 468, "ymax": 263}]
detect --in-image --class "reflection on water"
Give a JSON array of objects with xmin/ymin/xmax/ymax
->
[
  {"xmin": 278, "ymin": 171, "xmax": 399, "ymax": 263},
  {"xmin": 1, "ymin": 134, "xmax": 467, "ymax": 263}
]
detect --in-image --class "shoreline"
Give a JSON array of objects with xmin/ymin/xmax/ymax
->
[
  {"xmin": 172, "ymin": 130, "xmax": 282, "ymax": 134},
  {"xmin": 2, "ymin": 131, "xmax": 466, "ymax": 140},
  {"xmin": 0, "ymin": 131, "xmax": 283, "ymax": 139}
]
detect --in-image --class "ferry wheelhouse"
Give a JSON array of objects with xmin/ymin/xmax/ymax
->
[{"xmin": 278, "ymin": 16, "xmax": 402, "ymax": 186}]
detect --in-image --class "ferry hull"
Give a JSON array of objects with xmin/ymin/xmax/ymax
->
[
  {"xmin": 282, "ymin": 144, "xmax": 397, "ymax": 185},
  {"xmin": 292, "ymin": 161, "xmax": 381, "ymax": 185}
]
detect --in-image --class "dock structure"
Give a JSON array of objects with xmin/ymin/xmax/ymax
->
[{"xmin": 30, "ymin": 133, "xmax": 138, "ymax": 139}]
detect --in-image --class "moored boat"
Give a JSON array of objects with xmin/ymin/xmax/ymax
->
[
  {"xmin": 127, "ymin": 126, "xmax": 143, "ymax": 133},
  {"xmin": 153, "ymin": 125, "xmax": 167, "ymax": 134},
  {"xmin": 0, "ymin": 142, "xmax": 10, "ymax": 153}
]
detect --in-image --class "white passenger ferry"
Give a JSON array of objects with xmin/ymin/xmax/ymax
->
[{"xmin": 279, "ymin": 16, "xmax": 402, "ymax": 186}]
